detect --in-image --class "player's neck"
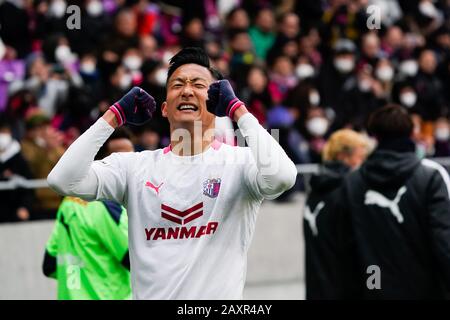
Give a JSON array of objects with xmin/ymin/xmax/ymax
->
[{"xmin": 170, "ymin": 120, "xmax": 215, "ymax": 156}]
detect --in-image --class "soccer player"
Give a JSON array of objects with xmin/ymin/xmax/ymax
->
[
  {"xmin": 42, "ymin": 128, "xmax": 134, "ymax": 300},
  {"xmin": 47, "ymin": 47, "xmax": 297, "ymax": 299}
]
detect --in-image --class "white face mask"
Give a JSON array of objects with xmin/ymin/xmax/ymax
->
[
  {"xmin": 306, "ymin": 117, "xmax": 328, "ymax": 137},
  {"xmin": 400, "ymin": 92, "xmax": 417, "ymax": 107},
  {"xmin": 0, "ymin": 133, "xmax": 12, "ymax": 151},
  {"xmin": 123, "ymin": 56, "xmax": 142, "ymax": 71},
  {"xmin": 34, "ymin": 136, "xmax": 47, "ymax": 148},
  {"xmin": 309, "ymin": 91, "xmax": 320, "ymax": 106},
  {"xmin": 358, "ymin": 79, "xmax": 372, "ymax": 92},
  {"xmin": 50, "ymin": 0, "xmax": 67, "ymax": 18},
  {"xmin": 399, "ymin": 60, "xmax": 418, "ymax": 77},
  {"xmin": 154, "ymin": 68, "xmax": 168, "ymax": 86},
  {"xmin": 86, "ymin": 0, "xmax": 103, "ymax": 17},
  {"xmin": 295, "ymin": 64, "xmax": 315, "ymax": 79},
  {"xmin": 435, "ymin": 127, "xmax": 450, "ymax": 141},
  {"xmin": 55, "ymin": 45, "xmax": 73, "ymax": 63},
  {"xmin": 79, "ymin": 62, "xmax": 96, "ymax": 74},
  {"xmin": 419, "ymin": 1, "xmax": 438, "ymax": 18},
  {"xmin": 334, "ymin": 58, "xmax": 354, "ymax": 73},
  {"xmin": 376, "ymin": 66, "xmax": 394, "ymax": 82},
  {"xmin": 119, "ymin": 74, "xmax": 132, "ymax": 90}
]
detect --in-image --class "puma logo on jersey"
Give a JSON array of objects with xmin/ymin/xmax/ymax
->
[
  {"xmin": 145, "ymin": 181, "xmax": 164, "ymax": 194},
  {"xmin": 304, "ymin": 201, "xmax": 325, "ymax": 236},
  {"xmin": 364, "ymin": 186, "xmax": 407, "ymax": 224}
]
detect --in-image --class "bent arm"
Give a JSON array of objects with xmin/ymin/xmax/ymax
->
[
  {"xmin": 47, "ymin": 112, "xmax": 117, "ymax": 200},
  {"xmin": 236, "ymin": 108, "xmax": 297, "ymax": 199}
]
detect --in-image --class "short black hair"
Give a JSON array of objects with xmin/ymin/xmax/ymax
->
[
  {"xmin": 367, "ymin": 104, "xmax": 413, "ymax": 141},
  {"xmin": 95, "ymin": 127, "xmax": 133, "ymax": 160},
  {"xmin": 167, "ymin": 47, "xmax": 223, "ymax": 83}
]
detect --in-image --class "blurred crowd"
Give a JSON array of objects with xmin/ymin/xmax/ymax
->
[{"xmin": 0, "ymin": 0, "xmax": 450, "ymax": 221}]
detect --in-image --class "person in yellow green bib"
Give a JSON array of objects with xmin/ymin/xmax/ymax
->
[{"xmin": 42, "ymin": 128, "xmax": 134, "ymax": 300}]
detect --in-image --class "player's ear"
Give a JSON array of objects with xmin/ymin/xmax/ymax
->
[{"xmin": 161, "ymin": 101, "xmax": 168, "ymax": 118}]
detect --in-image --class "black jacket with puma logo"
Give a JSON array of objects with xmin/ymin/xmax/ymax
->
[{"xmin": 341, "ymin": 141, "xmax": 450, "ymax": 299}]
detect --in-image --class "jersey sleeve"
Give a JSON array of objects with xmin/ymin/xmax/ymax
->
[
  {"xmin": 91, "ymin": 152, "xmax": 134, "ymax": 205},
  {"xmin": 47, "ymin": 118, "xmax": 115, "ymax": 201},
  {"xmin": 238, "ymin": 113, "xmax": 297, "ymax": 200}
]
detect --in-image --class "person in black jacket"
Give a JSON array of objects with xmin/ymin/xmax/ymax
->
[
  {"xmin": 304, "ymin": 129, "xmax": 370, "ymax": 299},
  {"xmin": 341, "ymin": 104, "xmax": 450, "ymax": 299},
  {"xmin": 0, "ymin": 115, "xmax": 35, "ymax": 222}
]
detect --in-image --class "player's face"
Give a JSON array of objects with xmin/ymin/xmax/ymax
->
[{"xmin": 162, "ymin": 64, "xmax": 214, "ymax": 125}]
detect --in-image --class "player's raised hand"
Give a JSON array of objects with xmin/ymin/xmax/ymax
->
[
  {"xmin": 207, "ymin": 80, "xmax": 244, "ymax": 119},
  {"xmin": 109, "ymin": 87, "xmax": 156, "ymax": 126}
]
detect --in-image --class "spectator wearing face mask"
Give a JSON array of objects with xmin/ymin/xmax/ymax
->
[
  {"xmin": 374, "ymin": 58, "xmax": 395, "ymax": 99},
  {"xmin": 299, "ymin": 106, "xmax": 331, "ymax": 164},
  {"xmin": 393, "ymin": 81, "xmax": 419, "ymax": 114},
  {"xmin": 21, "ymin": 110, "xmax": 65, "ymax": 219},
  {"xmin": 0, "ymin": 114, "xmax": 35, "ymax": 222},
  {"xmin": 78, "ymin": 53, "xmax": 102, "ymax": 98},
  {"xmin": 338, "ymin": 64, "xmax": 387, "ymax": 130},
  {"xmin": 304, "ymin": 129, "xmax": 370, "ymax": 299},
  {"xmin": 318, "ymin": 39, "xmax": 356, "ymax": 113},
  {"xmin": 398, "ymin": 57, "xmax": 420, "ymax": 80},
  {"xmin": 433, "ymin": 117, "xmax": 450, "ymax": 157},
  {"xmin": 121, "ymin": 47, "xmax": 144, "ymax": 86},
  {"xmin": 294, "ymin": 56, "xmax": 316, "ymax": 82}
]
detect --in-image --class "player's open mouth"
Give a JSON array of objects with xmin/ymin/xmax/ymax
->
[{"xmin": 177, "ymin": 104, "xmax": 198, "ymax": 111}]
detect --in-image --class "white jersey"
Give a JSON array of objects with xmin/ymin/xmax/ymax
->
[
  {"xmin": 47, "ymin": 113, "xmax": 297, "ymax": 299},
  {"xmin": 92, "ymin": 141, "xmax": 270, "ymax": 299}
]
